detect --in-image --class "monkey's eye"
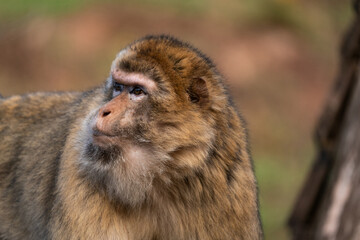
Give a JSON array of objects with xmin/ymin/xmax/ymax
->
[
  {"xmin": 130, "ymin": 86, "xmax": 146, "ymax": 96},
  {"xmin": 113, "ymin": 82, "xmax": 124, "ymax": 92},
  {"xmin": 113, "ymin": 82, "xmax": 125, "ymax": 97}
]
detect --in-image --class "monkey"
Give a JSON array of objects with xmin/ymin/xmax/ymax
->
[{"xmin": 0, "ymin": 35, "xmax": 262, "ymax": 240}]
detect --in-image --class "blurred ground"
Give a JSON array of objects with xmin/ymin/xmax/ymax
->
[{"xmin": 0, "ymin": 0, "xmax": 353, "ymax": 239}]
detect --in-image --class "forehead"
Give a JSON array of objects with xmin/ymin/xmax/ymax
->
[{"xmin": 115, "ymin": 39, "xmax": 210, "ymax": 76}]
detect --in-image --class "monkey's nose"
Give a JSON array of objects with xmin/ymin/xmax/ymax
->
[{"xmin": 102, "ymin": 110, "xmax": 111, "ymax": 117}]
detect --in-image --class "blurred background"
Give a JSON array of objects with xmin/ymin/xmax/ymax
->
[{"xmin": 0, "ymin": 0, "xmax": 353, "ymax": 238}]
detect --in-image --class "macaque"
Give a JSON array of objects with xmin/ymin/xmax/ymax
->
[{"xmin": 0, "ymin": 35, "xmax": 262, "ymax": 239}]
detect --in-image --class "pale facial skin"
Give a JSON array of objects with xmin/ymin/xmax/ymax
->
[{"xmin": 92, "ymin": 69, "xmax": 157, "ymax": 149}]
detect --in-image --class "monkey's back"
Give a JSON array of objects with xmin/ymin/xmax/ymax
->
[{"xmin": 0, "ymin": 92, "xmax": 80, "ymax": 239}]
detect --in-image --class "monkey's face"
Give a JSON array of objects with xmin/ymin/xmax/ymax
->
[
  {"xmin": 92, "ymin": 70, "xmax": 155, "ymax": 147},
  {"xmin": 78, "ymin": 37, "xmax": 225, "ymax": 207}
]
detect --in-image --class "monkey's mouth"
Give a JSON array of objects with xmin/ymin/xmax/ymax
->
[
  {"xmin": 92, "ymin": 128, "xmax": 116, "ymax": 137},
  {"xmin": 92, "ymin": 128, "xmax": 119, "ymax": 147}
]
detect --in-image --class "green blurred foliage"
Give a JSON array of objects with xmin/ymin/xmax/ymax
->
[{"xmin": 0, "ymin": 0, "xmax": 88, "ymax": 18}]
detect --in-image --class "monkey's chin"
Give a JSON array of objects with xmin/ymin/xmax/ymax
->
[
  {"xmin": 84, "ymin": 141, "xmax": 122, "ymax": 164},
  {"xmin": 79, "ymin": 142, "xmax": 153, "ymax": 208}
]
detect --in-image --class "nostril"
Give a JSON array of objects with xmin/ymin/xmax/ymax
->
[{"xmin": 102, "ymin": 110, "xmax": 111, "ymax": 117}]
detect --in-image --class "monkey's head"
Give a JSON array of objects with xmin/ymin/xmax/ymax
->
[{"xmin": 78, "ymin": 35, "xmax": 229, "ymax": 207}]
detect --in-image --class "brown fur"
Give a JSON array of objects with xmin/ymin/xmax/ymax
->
[{"xmin": 0, "ymin": 35, "xmax": 262, "ymax": 240}]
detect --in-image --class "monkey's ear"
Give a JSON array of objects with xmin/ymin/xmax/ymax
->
[{"xmin": 187, "ymin": 78, "xmax": 209, "ymax": 106}]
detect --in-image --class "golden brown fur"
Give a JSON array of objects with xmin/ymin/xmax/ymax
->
[{"xmin": 0, "ymin": 35, "xmax": 262, "ymax": 239}]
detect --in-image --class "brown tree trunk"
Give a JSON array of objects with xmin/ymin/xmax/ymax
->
[{"xmin": 289, "ymin": 0, "xmax": 360, "ymax": 239}]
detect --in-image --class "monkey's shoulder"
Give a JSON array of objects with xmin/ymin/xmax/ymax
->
[{"xmin": 0, "ymin": 92, "xmax": 86, "ymax": 137}]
